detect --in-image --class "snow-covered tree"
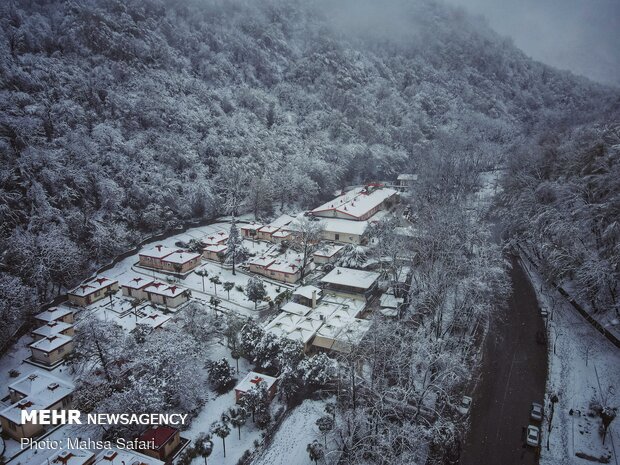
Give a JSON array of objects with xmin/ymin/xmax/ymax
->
[
  {"xmin": 211, "ymin": 419, "xmax": 231, "ymax": 457},
  {"xmin": 207, "ymin": 358, "xmax": 236, "ymax": 392},
  {"xmin": 245, "ymin": 277, "xmax": 266, "ymax": 309}
]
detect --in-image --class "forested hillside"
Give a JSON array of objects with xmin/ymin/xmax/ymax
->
[{"xmin": 0, "ymin": 0, "xmax": 617, "ymax": 342}]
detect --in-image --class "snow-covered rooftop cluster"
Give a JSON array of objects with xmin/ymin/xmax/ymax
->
[
  {"xmin": 68, "ymin": 276, "xmax": 117, "ymax": 297},
  {"xmin": 321, "ymin": 267, "xmax": 380, "ymax": 289},
  {"xmin": 311, "ymin": 186, "xmax": 397, "ymax": 219}
]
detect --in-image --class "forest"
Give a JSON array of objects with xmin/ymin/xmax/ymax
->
[{"xmin": 0, "ymin": 0, "xmax": 618, "ymax": 348}]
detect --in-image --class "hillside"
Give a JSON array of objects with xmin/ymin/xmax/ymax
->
[{"xmin": 0, "ymin": 0, "xmax": 617, "ymax": 340}]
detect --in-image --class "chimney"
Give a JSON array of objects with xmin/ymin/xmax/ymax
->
[{"xmin": 311, "ymin": 290, "xmax": 317, "ymax": 308}]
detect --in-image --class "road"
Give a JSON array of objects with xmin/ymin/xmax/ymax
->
[{"xmin": 460, "ymin": 253, "xmax": 548, "ymax": 465}]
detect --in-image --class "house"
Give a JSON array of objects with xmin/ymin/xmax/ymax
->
[
  {"xmin": 396, "ymin": 173, "xmax": 418, "ymax": 191},
  {"xmin": 160, "ymin": 251, "xmax": 202, "ymax": 274},
  {"xmin": 319, "ymin": 217, "xmax": 369, "ymax": 244},
  {"xmin": 34, "ymin": 307, "xmax": 74, "ymax": 325},
  {"xmin": 30, "ymin": 334, "xmax": 74, "ymax": 366},
  {"xmin": 139, "ymin": 245, "xmax": 177, "ymax": 269},
  {"xmin": 379, "ymin": 293, "xmax": 404, "ymax": 318},
  {"xmin": 280, "ymin": 301, "xmax": 313, "ymax": 317},
  {"xmin": 263, "ymin": 259, "xmax": 302, "ymax": 284},
  {"xmin": 40, "ymin": 449, "xmax": 95, "ymax": 465},
  {"xmin": 31, "ymin": 321, "xmax": 74, "ymax": 340},
  {"xmin": 240, "ymin": 223, "xmax": 263, "ymax": 239},
  {"xmin": 312, "ymin": 318, "xmax": 372, "ymax": 354},
  {"xmin": 136, "ymin": 310, "xmax": 172, "ymax": 330},
  {"xmin": 235, "ymin": 372, "xmax": 278, "ymax": 403},
  {"xmin": 313, "ymin": 244, "xmax": 345, "ymax": 265},
  {"xmin": 271, "ymin": 229, "xmax": 292, "ymax": 243},
  {"xmin": 265, "ymin": 311, "xmax": 323, "ymax": 352},
  {"xmin": 320, "ymin": 267, "xmax": 380, "ymax": 300},
  {"xmin": 203, "ymin": 244, "xmax": 228, "ymax": 261},
  {"xmin": 67, "ymin": 277, "xmax": 119, "ymax": 307},
  {"xmin": 143, "ymin": 282, "xmax": 189, "ymax": 308},
  {"xmin": 94, "ymin": 449, "xmax": 164, "ymax": 465},
  {"xmin": 121, "ymin": 276, "xmax": 156, "ymax": 300},
  {"xmin": 257, "ymin": 214, "xmax": 295, "ymax": 242},
  {"xmin": 292, "ymin": 285, "xmax": 322, "ymax": 308},
  {"xmin": 137, "ymin": 426, "xmax": 183, "ymax": 462},
  {"xmin": 0, "ymin": 371, "xmax": 74, "ymax": 440},
  {"xmin": 202, "ymin": 230, "xmax": 229, "ymax": 246},
  {"xmin": 310, "ymin": 185, "xmax": 398, "ymax": 221},
  {"xmin": 247, "ymin": 256, "xmax": 276, "ymax": 275}
]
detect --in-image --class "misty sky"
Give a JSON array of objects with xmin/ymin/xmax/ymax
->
[{"xmin": 444, "ymin": 0, "xmax": 620, "ymax": 87}]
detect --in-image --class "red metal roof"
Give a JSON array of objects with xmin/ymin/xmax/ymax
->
[{"xmin": 138, "ymin": 425, "xmax": 178, "ymax": 450}]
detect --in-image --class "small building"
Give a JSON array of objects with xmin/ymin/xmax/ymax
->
[
  {"xmin": 313, "ymin": 244, "xmax": 345, "ymax": 265},
  {"xmin": 240, "ymin": 223, "xmax": 263, "ymax": 239},
  {"xmin": 67, "ymin": 277, "xmax": 119, "ymax": 307},
  {"xmin": 32, "ymin": 321, "xmax": 75, "ymax": 340},
  {"xmin": 40, "ymin": 449, "xmax": 95, "ymax": 465},
  {"xmin": 235, "ymin": 372, "xmax": 278, "ymax": 403},
  {"xmin": 160, "ymin": 251, "xmax": 202, "ymax": 274},
  {"xmin": 121, "ymin": 276, "xmax": 156, "ymax": 300},
  {"xmin": 264, "ymin": 260, "xmax": 302, "ymax": 284},
  {"xmin": 312, "ymin": 318, "xmax": 371, "ymax": 354},
  {"xmin": 379, "ymin": 293, "xmax": 404, "ymax": 318},
  {"xmin": 272, "ymin": 229, "xmax": 292, "ymax": 243},
  {"xmin": 139, "ymin": 245, "xmax": 177, "ymax": 269},
  {"xmin": 1, "ymin": 371, "xmax": 74, "ymax": 440},
  {"xmin": 257, "ymin": 214, "xmax": 295, "ymax": 242},
  {"xmin": 94, "ymin": 449, "xmax": 164, "ymax": 465},
  {"xmin": 143, "ymin": 282, "xmax": 189, "ymax": 308},
  {"xmin": 320, "ymin": 267, "xmax": 380, "ymax": 300},
  {"xmin": 280, "ymin": 301, "xmax": 313, "ymax": 317},
  {"xmin": 136, "ymin": 311, "xmax": 172, "ymax": 330},
  {"xmin": 247, "ymin": 256, "xmax": 276, "ymax": 275},
  {"xmin": 203, "ymin": 244, "xmax": 228, "ymax": 261},
  {"xmin": 30, "ymin": 334, "xmax": 74, "ymax": 366},
  {"xmin": 396, "ymin": 173, "xmax": 418, "ymax": 191},
  {"xmin": 310, "ymin": 186, "xmax": 398, "ymax": 221},
  {"xmin": 138, "ymin": 426, "xmax": 183, "ymax": 462},
  {"xmin": 34, "ymin": 307, "xmax": 74, "ymax": 325},
  {"xmin": 202, "ymin": 230, "xmax": 229, "ymax": 246},
  {"xmin": 292, "ymin": 285, "xmax": 322, "ymax": 308},
  {"xmin": 320, "ymin": 217, "xmax": 369, "ymax": 244}
]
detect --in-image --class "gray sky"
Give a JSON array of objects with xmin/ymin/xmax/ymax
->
[{"xmin": 444, "ymin": 0, "xmax": 620, "ymax": 87}]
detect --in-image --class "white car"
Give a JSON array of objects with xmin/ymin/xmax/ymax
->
[
  {"xmin": 526, "ymin": 425, "xmax": 540, "ymax": 447},
  {"xmin": 531, "ymin": 402, "xmax": 544, "ymax": 421},
  {"xmin": 458, "ymin": 396, "xmax": 472, "ymax": 415}
]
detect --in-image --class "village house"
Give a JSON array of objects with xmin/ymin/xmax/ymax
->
[
  {"xmin": 265, "ymin": 313, "xmax": 323, "ymax": 352},
  {"xmin": 312, "ymin": 318, "xmax": 372, "ymax": 354},
  {"xmin": 0, "ymin": 371, "xmax": 74, "ymax": 440},
  {"xmin": 136, "ymin": 310, "xmax": 172, "ymax": 330},
  {"xmin": 139, "ymin": 245, "xmax": 177, "ymax": 269},
  {"xmin": 240, "ymin": 223, "xmax": 263, "ymax": 239},
  {"xmin": 202, "ymin": 230, "xmax": 229, "ymax": 246},
  {"xmin": 31, "ymin": 321, "xmax": 75, "ymax": 340},
  {"xmin": 271, "ymin": 229, "xmax": 292, "ymax": 243},
  {"xmin": 319, "ymin": 217, "xmax": 369, "ymax": 244},
  {"xmin": 292, "ymin": 285, "xmax": 322, "ymax": 308},
  {"xmin": 143, "ymin": 281, "xmax": 189, "ymax": 308},
  {"xmin": 67, "ymin": 277, "xmax": 119, "ymax": 307},
  {"xmin": 137, "ymin": 426, "xmax": 183, "ymax": 462},
  {"xmin": 202, "ymin": 243, "xmax": 227, "ymax": 261},
  {"xmin": 395, "ymin": 173, "xmax": 418, "ymax": 191},
  {"xmin": 34, "ymin": 307, "xmax": 74, "ymax": 325},
  {"xmin": 247, "ymin": 255, "xmax": 276, "ymax": 275},
  {"xmin": 235, "ymin": 372, "xmax": 278, "ymax": 403},
  {"xmin": 40, "ymin": 449, "xmax": 95, "ymax": 465},
  {"xmin": 313, "ymin": 244, "xmax": 345, "ymax": 265},
  {"xmin": 320, "ymin": 267, "xmax": 380, "ymax": 301},
  {"xmin": 310, "ymin": 185, "xmax": 398, "ymax": 221},
  {"xmin": 121, "ymin": 276, "xmax": 156, "ymax": 300},
  {"xmin": 159, "ymin": 251, "xmax": 202, "ymax": 274},
  {"xmin": 94, "ymin": 449, "xmax": 164, "ymax": 465},
  {"xmin": 264, "ymin": 259, "xmax": 302, "ymax": 284},
  {"xmin": 256, "ymin": 214, "xmax": 295, "ymax": 242},
  {"xmin": 30, "ymin": 334, "xmax": 74, "ymax": 366},
  {"xmin": 379, "ymin": 292, "xmax": 404, "ymax": 318}
]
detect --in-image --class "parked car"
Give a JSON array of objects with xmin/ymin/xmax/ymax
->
[
  {"xmin": 531, "ymin": 402, "xmax": 544, "ymax": 421},
  {"xmin": 458, "ymin": 396, "xmax": 472, "ymax": 415},
  {"xmin": 540, "ymin": 308, "xmax": 549, "ymax": 318},
  {"xmin": 526, "ymin": 425, "xmax": 540, "ymax": 447}
]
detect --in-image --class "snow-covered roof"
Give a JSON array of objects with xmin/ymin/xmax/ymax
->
[
  {"xmin": 267, "ymin": 260, "xmax": 301, "ymax": 275},
  {"xmin": 321, "ymin": 267, "xmax": 380, "ymax": 290},
  {"xmin": 311, "ymin": 186, "xmax": 397, "ymax": 219},
  {"xmin": 35, "ymin": 307, "xmax": 73, "ymax": 323},
  {"xmin": 203, "ymin": 230, "xmax": 229, "ymax": 245},
  {"xmin": 32, "ymin": 321, "xmax": 73, "ymax": 338},
  {"xmin": 140, "ymin": 245, "xmax": 177, "ymax": 259},
  {"xmin": 265, "ymin": 313, "xmax": 322, "ymax": 344},
  {"xmin": 397, "ymin": 174, "xmax": 418, "ymax": 181},
  {"xmin": 269, "ymin": 214, "xmax": 296, "ymax": 229},
  {"xmin": 137, "ymin": 311, "xmax": 172, "ymax": 328},
  {"xmin": 320, "ymin": 217, "xmax": 369, "ymax": 236},
  {"xmin": 259, "ymin": 225, "xmax": 280, "ymax": 234},
  {"xmin": 121, "ymin": 276, "xmax": 156, "ymax": 290},
  {"xmin": 272, "ymin": 230, "xmax": 291, "ymax": 238},
  {"xmin": 293, "ymin": 285, "xmax": 322, "ymax": 300},
  {"xmin": 1, "ymin": 396, "xmax": 51, "ymax": 424},
  {"xmin": 162, "ymin": 251, "xmax": 201, "ymax": 264},
  {"xmin": 30, "ymin": 334, "xmax": 73, "ymax": 353},
  {"xmin": 380, "ymin": 293, "xmax": 404, "ymax": 309},
  {"xmin": 235, "ymin": 371, "xmax": 278, "ymax": 393},
  {"xmin": 248, "ymin": 256, "xmax": 276, "ymax": 268},
  {"xmin": 68, "ymin": 277, "xmax": 117, "ymax": 297},
  {"xmin": 281, "ymin": 301, "xmax": 313, "ymax": 317},
  {"xmin": 240, "ymin": 223, "xmax": 263, "ymax": 231},
  {"xmin": 204, "ymin": 244, "xmax": 228, "ymax": 253},
  {"xmin": 9, "ymin": 370, "xmax": 74, "ymax": 399},
  {"xmin": 144, "ymin": 282, "xmax": 186, "ymax": 297},
  {"xmin": 313, "ymin": 244, "xmax": 345, "ymax": 258},
  {"xmin": 94, "ymin": 449, "xmax": 164, "ymax": 465},
  {"xmin": 41, "ymin": 449, "xmax": 95, "ymax": 465},
  {"xmin": 314, "ymin": 318, "xmax": 371, "ymax": 352}
]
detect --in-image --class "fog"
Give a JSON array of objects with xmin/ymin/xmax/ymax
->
[{"xmin": 444, "ymin": 0, "xmax": 620, "ymax": 87}]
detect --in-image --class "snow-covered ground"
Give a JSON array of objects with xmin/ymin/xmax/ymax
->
[{"xmin": 521, "ymin": 257, "xmax": 620, "ymax": 465}]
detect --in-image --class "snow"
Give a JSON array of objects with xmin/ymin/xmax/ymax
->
[
  {"xmin": 139, "ymin": 245, "xmax": 177, "ymax": 259},
  {"xmin": 315, "ymin": 217, "xmax": 369, "ymax": 236},
  {"xmin": 204, "ymin": 244, "xmax": 228, "ymax": 253},
  {"xmin": 313, "ymin": 244, "xmax": 344, "ymax": 258},
  {"xmin": 136, "ymin": 310, "xmax": 171, "ymax": 329},
  {"xmin": 68, "ymin": 277, "xmax": 117, "ymax": 297},
  {"xmin": 161, "ymin": 251, "xmax": 201, "ymax": 264},
  {"xmin": 235, "ymin": 372, "xmax": 278, "ymax": 394},
  {"xmin": 281, "ymin": 302, "xmax": 313, "ymax": 317},
  {"xmin": 38, "ymin": 449, "xmax": 95, "ymax": 465},
  {"xmin": 120, "ymin": 275, "xmax": 155, "ymax": 290},
  {"xmin": 29, "ymin": 334, "xmax": 73, "ymax": 352},
  {"xmin": 522, "ymin": 258, "xmax": 620, "ymax": 465},
  {"xmin": 293, "ymin": 286, "xmax": 322, "ymax": 301},
  {"xmin": 248, "ymin": 256, "xmax": 277, "ymax": 268},
  {"xmin": 311, "ymin": 186, "xmax": 397, "ymax": 219},
  {"xmin": 379, "ymin": 293, "xmax": 404, "ymax": 309},
  {"xmin": 8, "ymin": 370, "xmax": 73, "ymax": 399},
  {"xmin": 94, "ymin": 449, "xmax": 164, "ymax": 465},
  {"xmin": 32, "ymin": 321, "xmax": 74, "ymax": 338},
  {"xmin": 252, "ymin": 399, "xmax": 325, "ymax": 465},
  {"xmin": 34, "ymin": 307, "xmax": 73, "ymax": 323},
  {"xmin": 321, "ymin": 267, "xmax": 380, "ymax": 289}
]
